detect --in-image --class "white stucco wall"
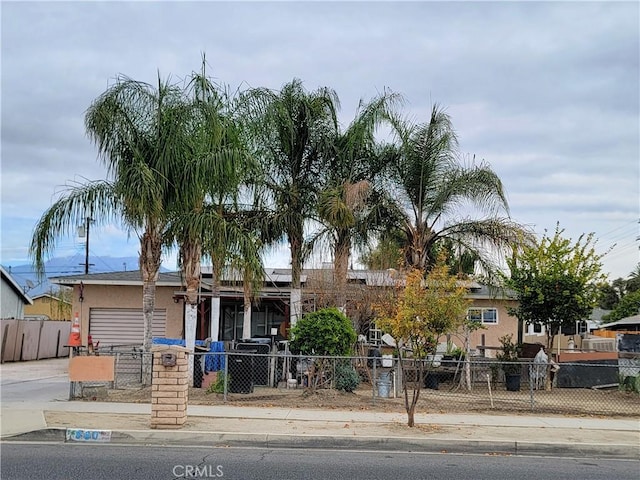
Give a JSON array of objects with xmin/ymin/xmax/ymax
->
[{"xmin": 1, "ymin": 279, "xmax": 25, "ymax": 319}]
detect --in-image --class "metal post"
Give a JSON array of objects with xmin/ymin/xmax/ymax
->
[
  {"xmin": 372, "ymin": 355, "xmax": 377, "ymax": 404},
  {"xmin": 269, "ymin": 332, "xmax": 277, "ymax": 388},
  {"xmin": 223, "ymin": 352, "xmax": 229, "ymax": 402},
  {"xmin": 68, "ymin": 346, "xmax": 76, "ymax": 400},
  {"xmin": 529, "ymin": 362, "xmax": 535, "ymax": 410}
]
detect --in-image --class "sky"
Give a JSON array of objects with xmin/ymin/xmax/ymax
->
[{"xmin": 1, "ymin": 1, "xmax": 639, "ymax": 282}]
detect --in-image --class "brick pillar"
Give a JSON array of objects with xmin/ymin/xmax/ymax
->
[{"xmin": 151, "ymin": 345, "xmax": 189, "ymax": 429}]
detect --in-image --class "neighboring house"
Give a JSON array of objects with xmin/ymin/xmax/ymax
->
[
  {"xmin": 592, "ymin": 315, "xmax": 640, "ymax": 354},
  {"xmin": 1, "ymin": 266, "xmax": 33, "ymax": 319},
  {"xmin": 522, "ymin": 308, "xmax": 614, "ymax": 352},
  {"xmin": 464, "ymin": 283, "xmax": 519, "ymax": 358},
  {"xmin": 595, "ymin": 315, "xmax": 640, "ymax": 333},
  {"xmin": 303, "ymin": 269, "xmax": 519, "ymax": 358},
  {"xmin": 52, "ymin": 267, "xmax": 520, "ymax": 356},
  {"xmin": 24, "ymin": 292, "xmax": 72, "ymax": 321},
  {"xmin": 587, "ymin": 308, "xmax": 612, "ymax": 332}
]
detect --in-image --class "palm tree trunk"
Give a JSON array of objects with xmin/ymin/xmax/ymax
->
[
  {"xmin": 334, "ymin": 233, "xmax": 350, "ymax": 310},
  {"xmin": 289, "ymin": 221, "xmax": 303, "ymax": 326},
  {"xmin": 210, "ymin": 271, "xmax": 221, "ymax": 341},
  {"xmin": 242, "ymin": 301, "xmax": 252, "ymax": 339},
  {"xmin": 140, "ymin": 229, "xmax": 161, "ymax": 385},
  {"xmin": 181, "ymin": 240, "xmax": 202, "ymax": 387},
  {"xmin": 242, "ymin": 267, "xmax": 255, "ymax": 339}
]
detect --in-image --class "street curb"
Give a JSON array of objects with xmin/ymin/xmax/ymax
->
[{"xmin": 3, "ymin": 428, "xmax": 638, "ymax": 459}]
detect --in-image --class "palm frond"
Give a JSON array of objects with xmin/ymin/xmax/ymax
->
[{"xmin": 29, "ymin": 180, "xmax": 121, "ymax": 277}]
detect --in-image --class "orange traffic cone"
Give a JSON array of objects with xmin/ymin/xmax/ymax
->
[{"xmin": 68, "ymin": 312, "xmax": 82, "ymax": 347}]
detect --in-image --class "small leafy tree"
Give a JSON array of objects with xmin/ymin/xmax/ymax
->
[
  {"xmin": 289, "ymin": 307, "xmax": 357, "ymax": 355},
  {"xmin": 375, "ymin": 257, "xmax": 470, "ymax": 427},
  {"xmin": 603, "ymin": 290, "xmax": 640, "ymax": 323},
  {"xmin": 505, "ymin": 224, "xmax": 606, "ymax": 353},
  {"xmin": 289, "ymin": 307, "xmax": 357, "ymax": 391},
  {"xmin": 597, "ymin": 283, "xmax": 621, "ymax": 310}
]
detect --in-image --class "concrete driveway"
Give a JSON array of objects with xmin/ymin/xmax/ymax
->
[{"xmin": 1, "ymin": 357, "xmax": 70, "ymax": 403}]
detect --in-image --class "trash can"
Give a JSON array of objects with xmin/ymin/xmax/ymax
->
[
  {"xmin": 228, "ymin": 351, "xmax": 255, "ymax": 394},
  {"xmin": 424, "ymin": 372, "xmax": 439, "ymax": 390},
  {"xmin": 377, "ymin": 379, "xmax": 392, "ymax": 398},
  {"xmin": 236, "ymin": 341, "xmax": 270, "ymax": 386},
  {"xmin": 367, "ymin": 348, "xmax": 382, "ymax": 368},
  {"xmin": 377, "ymin": 370, "xmax": 393, "ymax": 398}
]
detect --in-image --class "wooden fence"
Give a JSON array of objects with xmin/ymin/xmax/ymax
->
[{"xmin": 0, "ymin": 318, "xmax": 71, "ymax": 362}]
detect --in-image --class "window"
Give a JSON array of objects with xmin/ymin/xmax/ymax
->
[
  {"xmin": 369, "ymin": 324, "xmax": 383, "ymax": 345},
  {"xmin": 468, "ymin": 307, "xmax": 498, "ymax": 325},
  {"xmin": 526, "ymin": 323, "xmax": 546, "ymax": 336}
]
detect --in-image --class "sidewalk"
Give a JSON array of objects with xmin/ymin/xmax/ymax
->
[{"xmin": 2, "ymin": 399, "xmax": 639, "ymax": 459}]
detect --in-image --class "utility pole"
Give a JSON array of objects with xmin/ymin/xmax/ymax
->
[
  {"xmin": 84, "ymin": 217, "xmax": 90, "ymax": 274},
  {"xmin": 78, "ymin": 217, "xmax": 93, "ymax": 274}
]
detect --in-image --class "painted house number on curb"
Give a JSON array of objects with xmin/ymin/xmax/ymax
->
[{"xmin": 65, "ymin": 428, "xmax": 112, "ymax": 442}]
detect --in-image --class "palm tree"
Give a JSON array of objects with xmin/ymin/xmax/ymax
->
[
  {"xmin": 240, "ymin": 79, "xmax": 339, "ymax": 324},
  {"xmin": 380, "ymin": 104, "xmax": 532, "ymax": 275},
  {"xmin": 313, "ymin": 92, "xmax": 401, "ymax": 308},
  {"xmin": 30, "ymin": 75, "xmax": 189, "ymax": 383},
  {"xmin": 164, "ymin": 65, "xmax": 265, "ymax": 375},
  {"xmin": 626, "ymin": 263, "xmax": 640, "ymax": 293}
]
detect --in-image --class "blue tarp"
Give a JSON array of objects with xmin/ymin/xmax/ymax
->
[{"xmin": 152, "ymin": 338, "xmax": 225, "ymax": 372}]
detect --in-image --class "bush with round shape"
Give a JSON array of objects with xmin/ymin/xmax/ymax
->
[{"xmin": 289, "ymin": 307, "xmax": 357, "ymax": 356}]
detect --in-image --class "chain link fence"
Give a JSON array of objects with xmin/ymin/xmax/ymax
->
[
  {"xmin": 191, "ymin": 351, "xmax": 640, "ymax": 417},
  {"xmin": 70, "ymin": 346, "xmax": 152, "ymax": 399},
  {"xmin": 72, "ymin": 347, "xmax": 639, "ymax": 417}
]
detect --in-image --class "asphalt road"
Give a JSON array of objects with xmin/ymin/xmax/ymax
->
[{"xmin": 1, "ymin": 444, "xmax": 638, "ymax": 480}]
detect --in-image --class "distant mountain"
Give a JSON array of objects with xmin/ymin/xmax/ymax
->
[{"xmin": 2, "ymin": 255, "xmax": 170, "ymax": 297}]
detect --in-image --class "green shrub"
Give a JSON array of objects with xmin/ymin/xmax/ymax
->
[
  {"xmin": 334, "ymin": 362, "xmax": 360, "ymax": 392},
  {"xmin": 289, "ymin": 307, "xmax": 357, "ymax": 355},
  {"xmin": 449, "ymin": 346, "xmax": 466, "ymax": 360},
  {"xmin": 206, "ymin": 373, "xmax": 229, "ymax": 394},
  {"xmin": 496, "ymin": 334, "xmax": 522, "ymax": 375},
  {"xmin": 619, "ymin": 375, "xmax": 640, "ymax": 394}
]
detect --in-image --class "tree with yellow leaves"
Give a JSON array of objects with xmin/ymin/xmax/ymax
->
[{"xmin": 375, "ymin": 257, "xmax": 470, "ymax": 427}]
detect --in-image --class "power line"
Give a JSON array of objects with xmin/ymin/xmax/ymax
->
[{"xmin": 596, "ymin": 219, "xmax": 638, "ymax": 239}]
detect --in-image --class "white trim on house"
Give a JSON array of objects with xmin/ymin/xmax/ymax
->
[
  {"xmin": 526, "ymin": 322, "xmax": 547, "ymax": 336},
  {"xmin": 468, "ymin": 307, "xmax": 499, "ymax": 325}
]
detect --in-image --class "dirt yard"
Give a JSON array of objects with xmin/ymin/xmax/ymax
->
[{"xmin": 93, "ymin": 382, "xmax": 639, "ymax": 418}]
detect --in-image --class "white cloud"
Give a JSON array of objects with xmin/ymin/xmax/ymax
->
[{"xmin": 1, "ymin": 1, "xmax": 638, "ymax": 280}]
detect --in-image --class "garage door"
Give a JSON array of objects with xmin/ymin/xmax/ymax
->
[{"xmin": 89, "ymin": 308, "xmax": 166, "ymax": 347}]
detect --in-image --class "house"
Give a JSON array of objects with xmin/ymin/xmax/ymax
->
[
  {"xmin": 51, "ymin": 267, "xmax": 520, "ymax": 355},
  {"xmin": 24, "ymin": 292, "xmax": 72, "ymax": 321},
  {"xmin": 1, "ymin": 266, "xmax": 33, "ymax": 319},
  {"xmin": 594, "ymin": 315, "xmax": 640, "ymax": 333},
  {"xmin": 464, "ymin": 282, "xmax": 519, "ymax": 358},
  {"xmin": 50, "ymin": 271, "xmax": 185, "ymax": 348},
  {"xmin": 50, "ymin": 268, "xmax": 295, "ymax": 348}
]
